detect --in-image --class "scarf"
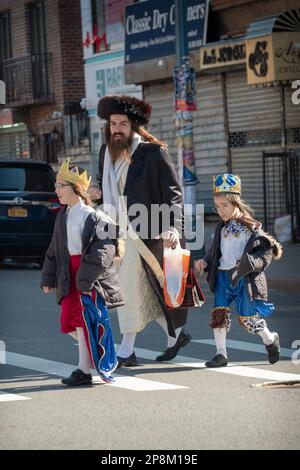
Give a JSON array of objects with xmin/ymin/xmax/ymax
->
[{"xmin": 102, "ymin": 132, "xmax": 142, "ymax": 221}]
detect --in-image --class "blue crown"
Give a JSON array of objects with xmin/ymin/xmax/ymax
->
[{"xmin": 213, "ymin": 174, "xmax": 241, "ymax": 194}]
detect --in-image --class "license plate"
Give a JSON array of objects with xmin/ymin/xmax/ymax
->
[{"xmin": 8, "ymin": 207, "xmax": 28, "ymax": 217}]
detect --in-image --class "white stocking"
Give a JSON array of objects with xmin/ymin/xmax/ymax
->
[
  {"xmin": 258, "ymin": 328, "xmax": 275, "ymax": 346},
  {"xmin": 156, "ymin": 314, "xmax": 181, "ymax": 348},
  {"xmin": 214, "ymin": 328, "xmax": 227, "ymax": 358},
  {"xmin": 77, "ymin": 327, "xmax": 91, "ymax": 374},
  {"xmin": 117, "ymin": 332, "xmax": 136, "ymax": 358}
]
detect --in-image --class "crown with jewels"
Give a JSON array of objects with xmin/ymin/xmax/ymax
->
[
  {"xmin": 213, "ymin": 173, "xmax": 241, "ymax": 195},
  {"xmin": 57, "ymin": 159, "xmax": 91, "ymax": 191}
]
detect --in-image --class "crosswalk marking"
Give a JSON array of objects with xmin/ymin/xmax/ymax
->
[
  {"xmin": 0, "ymin": 391, "xmax": 30, "ymax": 402},
  {"xmin": 191, "ymin": 338, "xmax": 294, "ymax": 358},
  {"xmin": 4, "ymin": 346, "xmax": 300, "ymax": 396},
  {"xmin": 5, "ymin": 352, "xmax": 187, "ymax": 392},
  {"xmin": 129, "ymin": 346, "xmax": 300, "ymax": 382}
]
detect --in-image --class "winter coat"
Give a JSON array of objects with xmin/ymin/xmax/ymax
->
[
  {"xmin": 98, "ymin": 142, "xmax": 187, "ymax": 336},
  {"xmin": 41, "ymin": 207, "xmax": 124, "ymax": 308},
  {"xmin": 204, "ymin": 220, "xmax": 282, "ymax": 301}
]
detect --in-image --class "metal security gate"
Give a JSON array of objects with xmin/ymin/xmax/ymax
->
[
  {"xmin": 225, "ymin": 70, "xmax": 282, "ymax": 220},
  {"xmin": 144, "ymin": 74, "xmax": 227, "ymax": 212},
  {"xmin": 263, "ymin": 150, "xmax": 300, "ymax": 242}
]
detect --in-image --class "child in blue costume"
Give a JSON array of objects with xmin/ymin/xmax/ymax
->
[{"xmin": 195, "ymin": 174, "xmax": 282, "ymax": 367}]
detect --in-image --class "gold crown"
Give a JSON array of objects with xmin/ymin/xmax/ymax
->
[{"xmin": 57, "ymin": 159, "xmax": 91, "ymax": 191}]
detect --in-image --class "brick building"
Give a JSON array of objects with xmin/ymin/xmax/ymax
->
[{"xmin": 0, "ymin": 0, "xmax": 89, "ymax": 169}]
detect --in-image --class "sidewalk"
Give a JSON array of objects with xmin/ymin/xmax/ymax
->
[{"xmin": 203, "ymin": 217, "xmax": 300, "ymax": 292}]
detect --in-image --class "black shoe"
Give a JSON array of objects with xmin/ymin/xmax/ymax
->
[
  {"xmin": 266, "ymin": 332, "xmax": 280, "ymax": 364},
  {"xmin": 61, "ymin": 369, "xmax": 92, "ymax": 386},
  {"xmin": 155, "ymin": 329, "xmax": 192, "ymax": 362},
  {"xmin": 205, "ymin": 354, "xmax": 228, "ymax": 368},
  {"xmin": 116, "ymin": 351, "xmax": 138, "ymax": 368}
]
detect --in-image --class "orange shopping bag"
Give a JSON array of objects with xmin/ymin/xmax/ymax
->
[{"xmin": 163, "ymin": 244, "xmax": 190, "ymax": 308}]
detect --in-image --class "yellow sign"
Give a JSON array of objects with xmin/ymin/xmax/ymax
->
[
  {"xmin": 200, "ymin": 41, "xmax": 246, "ymax": 70},
  {"xmin": 246, "ymin": 32, "xmax": 300, "ymax": 85},
  {"xmin": 246, "ymin": 35, "xmax": 274, "ymax": 85},
  {"xmin": 273, "ymin": 32, "xmax": 300, "ymax": 82}
]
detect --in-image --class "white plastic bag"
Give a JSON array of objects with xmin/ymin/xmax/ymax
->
[
  {"xmin": 274, "ymin": 214, "xmax": 292, "ymax": 243},
  {"xmin": 163, "ymin": 245, "xmax": 190, "ymax": 308}
]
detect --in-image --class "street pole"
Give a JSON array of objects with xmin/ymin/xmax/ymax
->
[{"xmin": 174, "ymin": 0, "xmax": 202, "ymax": 257}]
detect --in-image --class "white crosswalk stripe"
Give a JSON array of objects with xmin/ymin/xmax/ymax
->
[
  {"xmin": 0, "ymin": 391, "xmax": 30, "ymax": 402},
  {"xmin": 128, "ymin": 346, "xmax": 300, "ymax": 382},
  {"xmin": 5, "ymin": 352, "xmax": 187, "ymax": 392},
  {"xmin": 191, "ymin": 338, "xmax": 294, "ymax": 358}
]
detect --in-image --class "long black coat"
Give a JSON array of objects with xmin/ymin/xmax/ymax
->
[
  {"xmin": 41, "ymin": 207, "xmax": 124, "ymax": 308},
  {"xmin": 98, "ymin": 142, "xmax": 188, "ymax": 336}
]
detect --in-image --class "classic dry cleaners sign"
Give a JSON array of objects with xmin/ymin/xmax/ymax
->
[{"xmin": 125, "ymin": 0, "xmax": 209, "ymax": 64}]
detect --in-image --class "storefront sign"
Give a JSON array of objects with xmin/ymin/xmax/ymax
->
[
  {"xmin": 125, "ymin": 0, "xmax": 209, "ymax": 64},
  {"xmin": 273, "ymin": 32, "xmax": 300, "ymax": 82},
  {"xmin": 200, "ymin": 41, "xmax": 246, "ymax": 70},
  {"xmin": 85, "ymin": 56, "xmax": 142, "ymax": 111},
  {"xmin": 246, "ymin": 32, "xmax": 300, "ymax": 85}
]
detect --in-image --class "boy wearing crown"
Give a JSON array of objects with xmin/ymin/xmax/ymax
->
[
  {"xmin": 41, "ymin": 159, "xmax": 124, "ymax": 386},
  {"xmin": 97, "ymin": 94, "xmax": 191, "ymax": 367},
  {"xmin": 195, "ymin": 173, "xmax": 282, "ymax": 367}
]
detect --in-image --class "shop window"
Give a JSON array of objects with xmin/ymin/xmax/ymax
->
[
  {"xmin": 27, "ymin": 0, "xmax": 47, "ymax": 55},
  {"xmin": 91, "ymin": 0, "xmax": 131, "ymax": 52}
]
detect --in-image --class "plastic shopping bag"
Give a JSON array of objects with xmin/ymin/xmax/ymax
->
[{"xmin": 163, "ymin": 244, "xmax": 190, "ymax": 308}]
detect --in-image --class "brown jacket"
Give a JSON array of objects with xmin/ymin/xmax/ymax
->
[
  {"xmin": 41, "ymin": 207, "xmax": 124, "ymax": 308},
  {"xmin": 204, "ymin": 221, "xmax": 282, "ymax": 301}
]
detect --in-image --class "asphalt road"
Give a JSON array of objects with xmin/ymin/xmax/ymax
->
[{"xmin": 0, "ymin": 262, "xmax": 299, "ymax": 450}]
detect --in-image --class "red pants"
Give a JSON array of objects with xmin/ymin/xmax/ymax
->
[{"xmin": 60, "ymin": 255, "xmax": 84, "ymax": 334}]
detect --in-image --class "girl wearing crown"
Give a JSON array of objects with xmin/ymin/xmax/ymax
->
[
  {"xmin": 195, "ymin": 173, "xmax": 282, "ymax": 368},
  {"xmin": 41, "ymin": 159, "xmax": 124, "ymax": 386}
]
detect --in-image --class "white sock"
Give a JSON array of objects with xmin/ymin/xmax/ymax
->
[
  {"xmin": 117, "ymin": 332, "xmax": 136, "ymax": 358},
  {"xmin": 258, "ymin": 328, "xmax": 275, "ymax": 346},
  {"xmin": 77, "ymin": 327, "xmax": 91, "ymax": 374},
  {"xmin": 155, "ymin": 315, "xmax": 181, "ymax": 348},
  {"xmin": 214, "ymin": 328, "xmax": 227, "ymax": 358},
  {"xmin": 68, "ymin": 330, "xmax": 78, "ymax": 340}
]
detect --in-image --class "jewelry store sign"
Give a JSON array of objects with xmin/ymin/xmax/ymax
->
[
  {"xmin": 200, "ymin": 41, "xmax": 246, "ymax": 70},
  {"xmin": 246, "ymin": 32, "xmax": 300, "ymax": 85}
]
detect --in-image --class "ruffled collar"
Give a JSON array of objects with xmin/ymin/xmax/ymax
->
[{"xmin": 223, "ymin": 219, "xmax": 251, "ymax": 238}]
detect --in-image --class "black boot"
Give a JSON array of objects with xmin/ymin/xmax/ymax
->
[
  {"xmin": 205, "ymin": 354, "xmax": 228, "ymax": 368},
  {"xmin": 116, "ymin": 351, "xmax": 138, "ymax": 368},
  {"xmin": 155, "ymin": 329, "xmax": 192, "ymax": 362},
  {"xmin": 266, "ymin": 332, "xmax": 280, "ymax": 364},
  {"xmin": 61, "ymin": 369, "xmax": 93, "ymax": 386}
]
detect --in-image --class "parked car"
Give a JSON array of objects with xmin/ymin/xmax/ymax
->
[{"xmin": 0, "ymin": 159, "xmax": 60, "ymax": 267}]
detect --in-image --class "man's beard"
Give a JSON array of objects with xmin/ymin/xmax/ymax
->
[
  {"xmin": 110, "ymin": 133, "xmax": 132, "ymax": 152},
  {"xmin": 109, "ymin": 132, "xmax": 133, "ymax": 162}
]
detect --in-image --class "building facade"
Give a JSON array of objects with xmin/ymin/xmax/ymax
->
[
  {"xmin": 124, "ymin": 0, "xmax": 300, "ymax": 225},
  {"xmin": 80, "ymin": 0, "xmax": 142, "ymax": 179},
  {"xmin": 0, "ymin": 0, "xmax": 88, "ymax": 170}
]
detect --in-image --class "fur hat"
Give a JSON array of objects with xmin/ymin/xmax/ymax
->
[{"xmin": 97, "ymin": 95, "xmax": 152, "ymax": 126}]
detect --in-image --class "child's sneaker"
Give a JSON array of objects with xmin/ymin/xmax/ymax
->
[{"xmin": 266, "ymin": 332, "xmax": 280, "ymax": 364}]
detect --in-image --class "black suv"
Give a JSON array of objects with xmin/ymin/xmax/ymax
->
[{"xmin": 0, "ymin": 159, "xmax": 60, "ymax": 266}]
